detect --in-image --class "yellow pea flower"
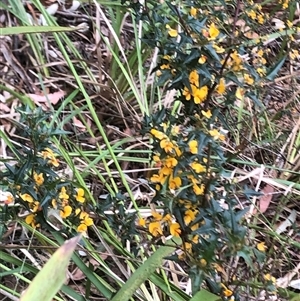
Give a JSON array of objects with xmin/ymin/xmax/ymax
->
[
  {"xmin": 150, "ymin": 129, "xmax": 166, "ymax": 140},
  {"xmin": 51, "ymin": 199, "xmax": 57, "ymax": 209},
  {"xmin": 189, "ymin": 140, "xmax": 198, "ymax": 154},
  {"xmin": 150, "ymin": 173, "xmax": 167, "ymax": 185},
  {"xmin": 50, "ymin": 157, "xmax": 59, "ymax": 167},
  {"xmin": 60, "ymin": 205, "xmax": 72, "ymax": 218},
  {"xmin": 183, "ymin": 86, "xmax": 193, "ymax": 100},
  {"xmin": 165, "ymin": 157, "xmax": 178, "ymax": 168},
  {"xmin": 21, "ymin": 193, "xmax": 34, "ymax": 203},
  {"xmin": 208, "ymin": 23, "xmax": 220, "ymax": 40},
  {"xmin": 247, "ymin": 10, "xmax": 256, "ymax": 20},
  {"xmin": 199, "ymin": 258, "xmax": 207, "ymax": 267},
  {"xmin": 41, "ymin": 148, "xmax": 59, "ymax": 167},
  {"xmin": 201, "ymin": 110, "xmax": 212, "ymax": 119},
  {"xmin": 190, "ymin": 162, "xmax": 206, "ymax": 173},
  {"xmin": 59, "ymin": 187, "xmax": 69, "ymax": 200},
  {"xmin": 209, "ymin": 129, "xmax": 226, "ymax": 141},
  {"xmin": 221, "ymin": 283, "xmax": 233, "ymax": 297},
  {"xmin": 216, "ymin": 78, "xmax": 226, "ymax": 94},
  {"xmin": 244, "ymin": 74, "xmax": 254, "ymax": 85},
  {"xmin": 83, "ymin": 215, "xmax": 94, "ymax": 226},
  {"xmin": 25, "ymin": 213, "xmax": 39, "ymax": 228},
  {"xmin": 169, "ymin": 176, "xmax": 182, "ymax": 190},
  {"xmin": 193, "ymin": 86, "xmax": 208, "ymax": 104},
  {"xmin": 190, "ymin": 7, "xmax": 197, "ymax": 17},
  {"xmin": 189, "ymin": 70, "xmax": 199, "ymax": 87},
  {"xmin": 184, "ymin": 209, "xmax": 198, "ymax": 225},
  {"xmin": 198, "ymin": 55, "xmax": 207, "ymax": 64},
  {"xmin": 184, "ymin": 242, "xmax": 192, "ymax": 252},
  {"xmin": 138, "ymin": 218, "xmax": 146, "ymax": 227},
  {"xmin": 235, "ymin": 87, "xmax": 244, "ymax": 100},
  {"xmin": 257, "ymin": 241, "xmax": 267, "ymax": 252},
  {"xmin": 25, "ymin": 213, "xmax": 35, "ymax": 225},
  {"xmin": 264, "ymin": 273, "xmax": 276, "ymax": 284},
  {"xmin": 149, "ymin": 221, "xmax": 163, "ymax": 237},
  {"xmin": 152, "ymin": 211, "xmax": 163, "ymax": 221},
  {"xmin": 33, "ymin": 172, "xmax": 44, "ymax": 186},
  {"xmin": 166, "ymin": 24, "xmax": 178, "ymax": 37},
  {"xmin": 160, "ymin": 63, "xmax": 170, "ymax": 70},
  {"xmin": 76, "ymin": 188, "xmax": 85, "ymax": 203},
  {"xmin": 77, "ymin": 223, "xmax": 87, "ymax": 233},
  {"xmin": 170, "ymin": 222, "xmax": 181, "ymax": 237},
  {"xmin": 160, "ymin": 139, "xmax": 174, "ymax": 153},
  {"xmin": 193, "ymin": 184, "xmax": 205, "ymax": 195},
  {"xmin": 213, "ymin": 43, "xmax": 225, "ymax": 53},
  {"xmin": 162, "ymin": 214, "xmax": 172, "ymax": 224},
  {"xmin": 32, "ymin": 201, "xmax": 41, "ymax": 213}
]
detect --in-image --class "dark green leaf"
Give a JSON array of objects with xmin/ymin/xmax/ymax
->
[{"xmin": 266, "ymin": 55, "xmax": 287, "ymax": 80}]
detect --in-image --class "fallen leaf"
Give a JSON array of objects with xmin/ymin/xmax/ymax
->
[
  {"xmin": 259, "ymin": 184, "xmax": 274, "ymax": 213},
  {"xmin": 70, "ymin": 266, "xmax": 86, "ymax": 281},
  {"xmin": 27, "ymin": 90, "xmax": 65, "ymax": 108},
  {"xmin": 123, "ymin": 127, "xmax": 135, "ymax": 136},
  {"xmin": 0, "ymin": 103, "xmax": 10, "ymax": 112},
  {"xmin": 72, "ymin": 117, "xmax": 86, "ymax": 131},
  {"xmin": 244, "ymin": 30, "xmax": 259, "ymax": 39}
]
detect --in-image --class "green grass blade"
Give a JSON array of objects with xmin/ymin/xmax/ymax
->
[
  {"xmin": 189, "ymin": 290, "xmax": 221, "ymax": 301},
  {"xmin": 111, "ymin": 238, "xmax": 180, "ymax": 301},
  {"xmin": 52, "ymin": 232, "xmax": 115, "ymax": 299},
  {"xmin": 20, "ymin": 235, "xmax": 81, "ymax": 301},
  {"xmin": 0, "ymin": 26, "xmax": 79, "ymax": 35}
]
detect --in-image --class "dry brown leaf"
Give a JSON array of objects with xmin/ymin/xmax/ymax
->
[
  {"xmin": 70, "ymin": 266, "xmax": 86, "ymax": 281},
  {"xmin": 123, "ymin": 127, "xmax": 135, "ymax": 136},
  {"xmin": 27, "ymin": 90, "xmax": 65, "ymax": 108},
  {"xmin": 259, "ymin": 184, "xmax": 274, "ymax": 213},
  {"xmin": 244, "ymin": 31, "xmax": 259, "ymax": 39}
]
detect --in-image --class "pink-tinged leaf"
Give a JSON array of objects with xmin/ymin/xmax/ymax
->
[
  {"xmin": 70, "ymin": 266, "xmax": 86, "ymax": 281},
  {"xmin": 244, "ymin": 30, "xmax": 259, "ymax": 39},
  {"xmin": 27, "ymin": 90, "xmax": 65, "ymax": 107},
  {"xmin": 72, "ymin": 117, "xmax": 87, "ymax": 131},
  {"xmin": 259, "ymin": 185, "xmax": 274, "ymax": 213},
  {"xmin": 0, "ymin": 103, "xmax": 10, "ymax": 112},
  {"xmin": 123, "ymin": 127, "xmax": 136, "ymax": 136}
]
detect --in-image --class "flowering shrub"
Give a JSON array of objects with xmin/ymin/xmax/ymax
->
[
  {"xmin": 141, "ymin": 108, "xmax": 247, "ymax": 297},
  {"xmin": 0, "ymin": 107, "xmax": 93, "ymax": 235},
  {"xmin": 123, "ymin": 0, "xmax": 299, "ymax": 298}
]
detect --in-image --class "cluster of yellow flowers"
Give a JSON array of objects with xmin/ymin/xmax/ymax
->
[
  {"xmin": 182, "ymin": 70, "xmax": 209, "ymax": 104},
  {"xmin": 139, "ymin": 207, "xmax": 200, "ymax": 239},
  {"xmin": 18, "ymin": 148, "xmax": 93, "ymax": 232},
  {"xmin": 143, "ymin": 0, "xmax": 293, "ymax": 297},
  {"xmin": 53, "ymin": 186, "xmax": 93, "ymax": 233},
  {"xmin": 40, "ymin": 148, "xmax": 59, "ymax": 167},
  {"xmin": 21, "ymin": 193, "xmax": 42, "ymax": 228},
  {"xmin": 279, "ymin": 0, "xmax": 291, "ymax": 9},
  {"xmin": 157, "ymin": 4, "xmax": 298, "ymax": 109},
  {"xmin": 144, "ymin": 109, "xmax": 227, "ymax": 248},
  {"xmin": 162, "ymin": 19, "xmax": 227, "ymax": 105},
  {"xmin": 22, "ymin": 185, "xmax": 93, "ymax": 232},
  {"xmin": 159, "ymin": 22, "xmax": 252, "ymax": 106},
  {"xmin": 246, "ymin": 3, "xmax": 267, "ymax": 25}
]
